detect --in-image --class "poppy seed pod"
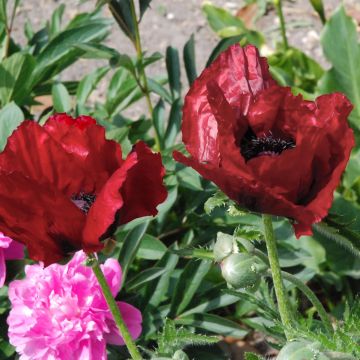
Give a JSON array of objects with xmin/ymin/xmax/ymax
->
[{"xmin": 221, "ymin": 253, "xmax": 267, "ymax": 289}]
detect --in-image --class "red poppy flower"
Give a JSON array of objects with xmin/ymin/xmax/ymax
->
[
  {"xmin": 174, "ymin": 44, "xmax": 354, "ymax": 237},
  {"xmin": 0, "ymin": 114, "xmax": 167, "ymax": 265}
]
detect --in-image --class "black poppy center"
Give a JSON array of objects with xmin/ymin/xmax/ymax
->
[
  {"xmin": 71, "ymin": 192, "xmax": 96, "ymax": 213},
  {"xmin": 240, "ymin": 129, "xmax": 295, "ymax": 161}
]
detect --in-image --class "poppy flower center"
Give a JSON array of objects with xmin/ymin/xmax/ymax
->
[
  {"xmin": 71, "ymin": 192, "xmax": 96, "ymax": 213},
  {"xmin": 240, "ymin": 130, "xmax": 295, "ymax": 161}
]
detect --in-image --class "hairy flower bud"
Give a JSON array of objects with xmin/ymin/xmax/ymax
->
[
  {"xmin": 213, "ymin": 233, "xmax": 234, "ymax": 262},
  {"xmin": 221, "ymin": 253, "xmax": 267, "ymax": 289}
]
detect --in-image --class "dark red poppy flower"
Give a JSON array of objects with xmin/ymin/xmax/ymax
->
[
  {"xmin": 174, "ymin": 44, "xmax": 354, "ymax": 237},
  {"xmin": 0, "ymin": 114, "xmax": 167, "ymax": 265}
]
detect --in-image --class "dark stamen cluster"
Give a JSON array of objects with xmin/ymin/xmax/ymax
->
[
  {"xmin": 72, "ymin": 192, "xmax": 96, "ymax": 213},
  {"xmin": 240, "ymin": 132, "xmax": 295, "ymax": 161}
]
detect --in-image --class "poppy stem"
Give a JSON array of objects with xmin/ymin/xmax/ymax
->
[
  {"xmin": 273, "ymin": 0, "xmax": 289, "ymax": 50},
  {"xmin": 88, "ymin": 254, "xmax": 143, "ymax": 360},
  {"xmin": 262, "ymin": 214, "xmax": 294, "ymax": 339},
  {"xmin": 128, "ymin": 0, "xmax": 161, "ymax": 151}
]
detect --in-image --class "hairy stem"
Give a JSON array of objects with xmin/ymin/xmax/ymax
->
[
  {"xmin": 262, "ymin": 214, "xmax": 294, "ymax": 339},
  {"xmin": 88, "ymin": 254, "xmax": 143, "ymax": 360}
]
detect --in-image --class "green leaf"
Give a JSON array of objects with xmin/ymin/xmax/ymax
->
[
  {"xmin": 109, "ymin": 0, "xmax": 135, "ymax": 42},
  {"xmin": 145, "ymin": 245, "xmax": 179, "ymax": 308},
  {"xmin": 320, "ymin": 6, "xmax": 360, "ymax": 129},
  {"xmin": 75, "ymin": 42, "xmax": 119, "ymax": 60},
  {"xmin": 206, "ymin": 35, "xmax": 243, "ymax": 67},
  {"xmin": 49, "ymin": 4, "xmax": 65, "ymax": 37},
  {"xmin": 202, "ymin": 3, "xmax": 245, "ymax": 33},
  {"xmin": 32, "ymin": 22, "xmax": 109, "ymax": 86},
  {"xmin": 148, "ymin": 78, "xmax": 172, "ymax": 103},
  {"xmin": 176, "ymin": 313, "xmax": 248, "ymax": 338},
  {"xmin": 166, "ymin": 46, "xmax": 181, "ymax": 99},
  {"xmin": 204, "ymin": 191, "xmax": 228, "ymax": 215},
  {"xmin": 0, "ymin": 0, "xmax": 7, "ymax": 25},
  {"xmin": 183, "ymin": 33, "xmax": 197, "ymax": 86},
  {"xmin": 164, "ymin": 98, "xmax": 182, "ymax": 148},
  {"xmin": 139, "ymin": 0, "xmax": 152, "ymax": 19},
  {"xmin": 0, "ymin": 102, "xmax": 24, "ymax": 150},
  {"xmin": 137, "ymin": 234, "xmax": 167, "ymax": 260},
  {"xmin": 0, "ymin": 52, "xmax": 36, "ymax": 106},
  {"xmin": 245, "ymin": 353, "xmax": 263, "ymax": 360},
  {"xmin": 118, "ymin": 221, "xmax": 149, "ymax": 282},
  {"xmin": 309, "ymin": 0, "xmax": 326, "ymax": 24},
  {"xmin": 126, "ymin": 267, "xmax": 167, "ymax": 292},
  {"xmin": 176, "ymin": 166, "xmax": 203, "ymax": 191},
  {"xmin": 52, "ymin": 82, "xmax": 71, "ymax": 113},
  {"xmin": 76, "ymin": 66, "xmax": 109, "ymax": 105},
  {"xmin": 170, "ymin": 259, "xmax": 211, "ymax": 317},
  {"xmin": 153, "ymin": 99, "xmax": 165, "ymax": 148}
]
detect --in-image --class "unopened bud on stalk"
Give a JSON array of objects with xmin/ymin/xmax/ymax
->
[
  {"xmin": 213, "ymin": 233, "xmax": 234, "ymax": 262},
  {"xmin": 221, "ymin": 253, "xmax": 267, "ymax": 289}
]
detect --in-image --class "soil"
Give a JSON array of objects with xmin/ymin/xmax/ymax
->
[{"xmin": 9, "ymin": 0, "xmax": 360, "ymax": 359}]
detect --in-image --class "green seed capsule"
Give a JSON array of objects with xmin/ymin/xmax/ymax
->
[{"xmin": 221, "ymin": 253, "xmax": 267, "ymax": 289}]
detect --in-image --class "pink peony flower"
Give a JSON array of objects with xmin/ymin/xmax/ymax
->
[
  {"xmin": 7, "ymin": 251, "xmax": 142, "ymax": 360},
  {"xmin": 0, "ymin": 233, "xmax": 24, "ymax": 287}
]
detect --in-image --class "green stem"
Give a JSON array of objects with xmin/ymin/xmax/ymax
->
[
  {"xmin": 129, "ymin": 0, "xmax": 161, "ymax": 151},
  {"xmin": 279, "ymin": 271, "xmax": 333, "ymax": 334},
  {"xmin": 262, "ymin": 214, "xmax": 294, "ymax": 339},
  {"xmin": 273, "ymin": 0, "xmax": 289, "ymax": 49},
  {"xmin": 88, "ymin": 254, "xmax": 143, "ymax": 360},
  {"xmin": 255, "ymin": 246, "xmax": 333, "ymax": 332}
]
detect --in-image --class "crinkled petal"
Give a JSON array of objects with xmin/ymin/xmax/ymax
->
[{"xmin": 0, "ymin": 171, "xmax": 85, "ymax": 265}]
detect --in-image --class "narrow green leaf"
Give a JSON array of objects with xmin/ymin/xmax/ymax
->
[
  {"xmin": 148, "ymin": 78, "xmax": 172, "ymax": 103},
  {"xmin": 309, "ymin": 0, "xmax": 326, "ymax": 24},
  {"xmin": 137, "ymin": 234, "xmax": 167, "ymax": 260},
  {"xmin": 145, "ymin": 245, "xmax": 179, "ymax": 308},
  {"xmin": 0, "ymin": 0, "xmax": 7, "ymax": 25},
  {"xmin": 49, "ymin": 4, "xmax": 65, "ymax": 37},
  {"xmin": 183, "ymin": 33, "xmax": 197, "ymax": 86},
  {"xmin": 206, "ymin": 35, "xmax": 243, "ymax": 67},
  {"xmin": 176, "ymin": 313, "xmax": 248, "ymax": 338},
  {"xmin": 0, "ymin": 52, "xmax": 36, "ymax": 106},
  {"xmin": 0, "ymin": 102, "xmax": 24, "ymax": 150},
  {"xmin": 109, "ymin": 0, "xmax": 135, "ymax": 42},
  {"xmin": 153, "ymin": 99, "xmax": 165, "ymax": 148},
  {"xmin": 176, "ymin": 166, "xmax": 203, "ymax": 191},
  {"xmin": 166, "ymin": 46, "xmax": 181, "ymax": 99},
  {"xmin": 320, "ymin": 6, "xmax": 360, "ymax": 128},
  {"xmin": 52, "ymin": 82, "xmax": 71, "ymax": 113},
  {"xmin": 118, "ymin": 221, "xmax": 149, "ymax": 282},
  {"xmin": 75, "ymin": 43, "xmax": 119, "ymax": 60},
  {"xmin": 76, "ymin": 66, "xmax": 109, "ymax": 105},
  {"xmin": 139, "ymin": 0, "xmax": 152, "ymax": 19},
  {"xmin": 32, "ymin": 22, "xmax": 110, "ymax": 86},
  {"xmin": 126, "ymin": 267, "xmax": 166, "ymax": 292},
  {"xmin": 164, "ymin": 98, "xmax": 182, "ymax": 148},
  {"xmin": 170, "ymin": 259, "xmax": 211, "ymax": 317}
]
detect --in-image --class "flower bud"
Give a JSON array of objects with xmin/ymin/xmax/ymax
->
[
  {"xmin": 213, "ymin": 233, "xmax": 234, "ymax": 262},
  {"xmin": 277, "ymin": 341, "xmax": 329, "ymax": 360},
  {"xmin": 221, "ymin": 253, "xmax": 267, "ymax": 289}
]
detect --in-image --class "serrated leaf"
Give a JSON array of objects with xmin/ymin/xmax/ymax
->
[
  {"xmin": 204, "ymin": 191, "xmax": 228, "ymax": 215},
  {"xmin": 0, "ymin": 102, "xmax": 24, "ymax": 151},
  {"xmin": 52, "ymin": 82, "xmax": 71, "ymax": 112}
]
